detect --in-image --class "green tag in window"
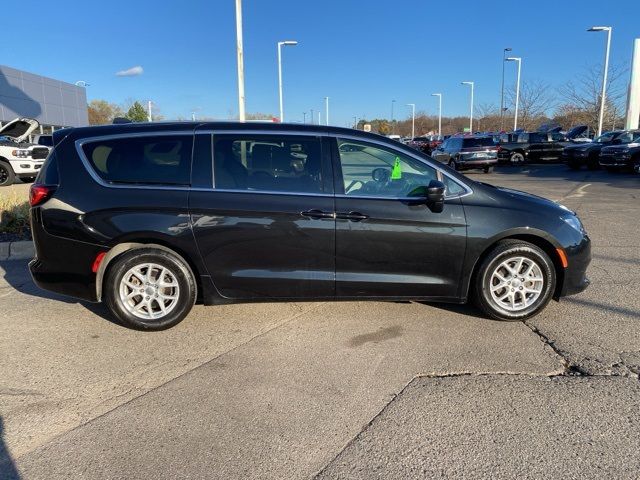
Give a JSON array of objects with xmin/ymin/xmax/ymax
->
[{"xmin": 391, "ymin": 157, "xmax": 402, "ymax": 180}]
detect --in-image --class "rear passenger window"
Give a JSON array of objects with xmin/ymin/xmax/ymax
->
[
  {"xmin": 82, "ymin": 135, "xmax": 193, "ymax": 185},
  {"xmin": 213, "ymin": 135, "xmax": 324, "ymax": 194}
]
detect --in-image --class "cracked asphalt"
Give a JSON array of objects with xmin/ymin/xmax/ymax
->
[{"xmin": 1, "ymin": 165, "xmax": 639, "ymax": 479}]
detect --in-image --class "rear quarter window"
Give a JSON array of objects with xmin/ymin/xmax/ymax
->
[{"xmin": 81, "ymin": 135, "xmax": 193, "ymax": 185}]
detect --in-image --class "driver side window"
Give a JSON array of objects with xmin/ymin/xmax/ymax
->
[{"xmin": 337, "ymin": 139, "xmax": 437, "ymax": 198}]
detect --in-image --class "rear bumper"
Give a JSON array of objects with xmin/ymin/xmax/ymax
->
[
  {"xmin": 458, "ymin": 159, "xmax": 498, "ymax": 169},
  {"xmin": 29, "ymin": 211, "xmax": 102, "ymax": 302}
]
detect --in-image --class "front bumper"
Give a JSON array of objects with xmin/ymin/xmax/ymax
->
[
  {"xmin": 599, "ymin": 154, "xmax": 631, "ymax": 167},
  {"xmin": 560, "ymin": 234, "xmax": 591, "ymax": 297},
  {"xmin": 10, "ymin": 159, "xmax": 44, "ymax": 175}
]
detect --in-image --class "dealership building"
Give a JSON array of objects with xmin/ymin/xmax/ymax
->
[{"xmin": 0, "ymin": 65, "xmax": 88, "ymax": 135}]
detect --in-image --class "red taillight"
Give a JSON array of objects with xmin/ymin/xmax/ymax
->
[
  {"xmin": 29, "ymin": 184, "xmax": 56, "ymax": 207},
  {"xmin": 91, "ymin": 252, "xmax": 107, "ymax": 273}
]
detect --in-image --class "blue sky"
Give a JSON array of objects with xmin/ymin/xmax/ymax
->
[{"xmin": 3, "ymin": 0, "xmax": 639, "ymax": 125}]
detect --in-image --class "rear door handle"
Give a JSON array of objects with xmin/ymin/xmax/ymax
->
[
  {"xmin": 336, "ymin": 211, "xmax": 369, "ymax": 221},
  {"xmin": 301, "ymin": 209, "xmax": 335, "ymax": 219}
]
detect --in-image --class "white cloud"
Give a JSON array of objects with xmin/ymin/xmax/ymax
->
[{"xmin": 116, "ymin": 66, "xmax": 144, "ymax": 77}]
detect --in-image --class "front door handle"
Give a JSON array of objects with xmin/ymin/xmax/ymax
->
[
  {"xmin": 301, "ymin": 209, "xmax": 335, "ymax": 219},
  {"xmin": 336, "ymin": 211, "xmax": 369, "ymax": 221}
]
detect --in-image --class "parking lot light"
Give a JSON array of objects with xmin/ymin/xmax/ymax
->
[
  {"xmin": 406, "ymin": 103, "xmax": 415, "ymax": 139},
  {"xmin": 461, "ymin": 82, "xmax": 474, "ymax": 132},
  {"xmin": 500, "ymin": 47, "xmax": 512, "ymax": 131},
  {"xmin": 505, "ymin": 57, "xmax": 522, "ymax": 131},
  {"xmin": 325, "ymin": 97, "xmax": 330, "ymax": 126},
  {"xmin": 431, "ymin": 93, "xmax": 442, "ymax": 137},
  {"xmin": 235, "ymin": 0, "xmax": 245, "ymax": 122},
  {"xmin": 277, "ymin": 40, "xmax": 298, "ymax": 123},
  {"xmin": 588, "ymin": 26, "xmax": 612, "ymax": 137}
]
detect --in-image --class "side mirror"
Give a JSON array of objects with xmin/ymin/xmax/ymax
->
[{"xmin": 426, "ymin": 180, "xmax": 445, "ymax": 213}]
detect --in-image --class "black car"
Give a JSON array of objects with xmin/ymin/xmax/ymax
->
[
  {"xmin": 497, "ymin": 126, "xmax": 588, "ymax": 165},
  {"xmin": 431, "ymin": 136, "xmax": 498, "ymax": 172},
  {"xmin": 29, "ymin": 122, "xmax": 590, "ymax": 330},
  {"xmin": 563, "ymin": 130, "xmax": 626, "ymax": 170},
  {"xmin": 598, "ymin": 130, "xmax": 640, "ymax": 171}
]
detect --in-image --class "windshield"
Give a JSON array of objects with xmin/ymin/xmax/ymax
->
[
  {"xmin": 593, "ymin": 132, "xmax": 616, "ymax": 144},
  {"xmin": 462, "ymin": 137, "xmax": 495, "ymax": 148},
  {"xmin": 617, "ymin": 131, "xmax": 640, "ymax": 144}
]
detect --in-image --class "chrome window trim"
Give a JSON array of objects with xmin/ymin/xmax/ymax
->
[
  {"xmin": 334, "ymin": 134, "xmax": 473, "ymax": 200},
  {"xmin": 201, "ymin": 129, "xmax": 329, "ymax": 137},
  {"xmin": 75, "ymin": 131, "xmax": 195, "ymax": 191},
  {"xmin": 194, "ymin": 188, "xmax": 333, "ymax": 197}
]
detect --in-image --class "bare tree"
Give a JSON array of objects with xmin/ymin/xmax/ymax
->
[
  {"xmin": 557, "ymin": 63, "xmax": 627, "ymax": 132},
  {"xmin": 506, "ymin": 80, "xmax": 556, "ymax": 131}
]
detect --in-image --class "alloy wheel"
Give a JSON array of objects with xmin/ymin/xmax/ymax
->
[
  {"xmin": 510, "ymin": 153, "xmax": 525, "ymax": 164},
  {"xmin": 118, "ymin": 263, "xmax": 181, "ymax": 320},
  {"xmin": 488, "ymin": 256, "xmax": 544, "ymax": 312}
]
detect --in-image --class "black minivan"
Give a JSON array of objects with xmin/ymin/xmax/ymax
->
[{"xmin": 29, "ymin": 122, "xmax": 590, "ymax": 330}]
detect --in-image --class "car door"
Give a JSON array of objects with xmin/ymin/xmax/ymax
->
[
  {"xmin": 331, "ymin": 137, "xmax": 467, "ymax": 299},
  {"xmin": 189, "ymin": 130, "xmax": 336, "ymax": 299},
  {"xmin": 431, "ymin": 139, "xmax": 449, "ymax": 162},
  {"xmin": 526, "ymin": 133, "xmax": 546, "ymax": 161}
]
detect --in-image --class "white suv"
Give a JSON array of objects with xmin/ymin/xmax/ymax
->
[{"xmin": 0, "ymin": 118, "xmax": 51, "ymax": 186}]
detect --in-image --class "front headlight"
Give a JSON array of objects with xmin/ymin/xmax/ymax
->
[
  {"xmin": 11, "ymin": 149, "xmax": 30, "ymax": 158},
  {"xmin": 561, "ymin": 214, "xmax": 585, "ymax": 234}
]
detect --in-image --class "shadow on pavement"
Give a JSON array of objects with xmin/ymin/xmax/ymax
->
[
  {"xmin": 0, "ymin": 259, "xmax": 123, "ymax": 327},
  {"xmin": 0, "ymin": 417, "xmax": 20, "ymax": 480},
  {"xmin": 482, "ymin": 164, "xmax": 640, "ymax": 190},
  {"xmin": 564, "ymin": 297, "xmax": 640, "ymax": 320}
]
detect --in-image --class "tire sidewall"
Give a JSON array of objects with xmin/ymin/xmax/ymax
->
[
  {"xmin": 104, "ymin": 250, "xmax": 196, "ymax": 330},
  {"xmin": 478, "ymin": 245, "xmax": 555, "ymax": 321},
  {"xmin": 0, "ymin": 161, "xmax": 15, "ymax": 187}
]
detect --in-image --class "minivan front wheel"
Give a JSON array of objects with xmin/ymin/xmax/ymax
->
[
  {"xmin": 104, "ymin": 249, "xmax": 196, "ymax": 330},
  {"xmin": 472, "ymin": 240, "xmax": 555, "ymax": 321}
]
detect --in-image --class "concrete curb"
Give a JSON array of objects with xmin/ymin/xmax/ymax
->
[{"xmin": 0, "ymin": 240, "xmax": 35, "ymax": 261}]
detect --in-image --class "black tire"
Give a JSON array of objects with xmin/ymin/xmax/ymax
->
[
  {"xmin": 448, "ymin": 159, "xmax": 457, "ymax": 171},
  {"xmin": 104, "ymin": 248, "xmax": 197, "ymax": 330},
  {"xmin": 586, "ymin": 155, "xmax": 599, "ymax": 170},
  {"xmin": 567, "ymin": 160, "xmax": 581, "ymax": 170},
  {"xmin": 20, "ymin": 176, "xmax": 36, "ymax": 183},
  {"xmin": 0, "ymin": 161, "xmax": 15, "ymax": 187},
  {"xmin": 483, "ymin": 166, "xmax": 493, "ymax": 173},
  {"xmin": 509, "ymin": 152, "xmax": 525, "ymax": 165},
  {"xmin": 472, "ymin": 240, "xmax": 556, "ymax": 321}
]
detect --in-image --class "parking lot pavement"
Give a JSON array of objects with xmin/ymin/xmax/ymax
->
[
  {"xmin": 316, "ymin": 376, "xmax": 640, "ymax": 479},
  {"xmin": 1, "ymin": 165, "xmax": 639, "ymax": 479}
]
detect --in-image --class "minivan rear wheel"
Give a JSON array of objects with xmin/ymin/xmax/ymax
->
[
  {"xmin": 472, "ymin": 240, "xmax": 555, "ymax": 321},
  {"xmin": 104, "ymin": 248, "xmax": 196, "ymax": 330}
]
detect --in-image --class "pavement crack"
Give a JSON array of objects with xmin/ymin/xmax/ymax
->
[{"xmin": 523, "ymin": 320, "xmax": 587, "ymax": 376}]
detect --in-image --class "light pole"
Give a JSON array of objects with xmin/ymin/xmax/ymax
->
[
  {"xmin": 303, "ymin": 112, "xmax": 307, "ymax": 124},
  {"xmin": 310, "ymin": 109, "xmax": 314, "ymax": 125},
  {"xmin": 147, "ymin": 100, "xmax": 153, "ymax": 122},
  {"xmin": 277, "ymin": 40, "xmax": 298, "ymax": 122},
  {"xmin": 406, "ymin": 103, "xmax": 415, "ymax": 139},
  {"xmin": 500, "ymin": 47, "xmax": 512, "ymax": 131},
  {"xmin": 461, "ymin": 81, "xmax": 474, "ymax": 132},
  {"xmin": 353, "ymin": 116, "xmax": 358, "ymax": 129},
  {"xmin": 505, "ymin": 57, "xmax": 522, "ymax": 131},
  {"xmin": 391, "ymin": 99, "xmax": 396, "ymax": 134},
  {"xmin": 74, "ymin": 80, "xmax": 90, "ymax": 87},
  {"xmin": 431, "ymin": 93, "xmax": 442, "ymax": 137},
  {"xmin": 318, "ymin": 111, "xmax": 321, "ymax": 125},
  {"xmin": 235, "ymin": 0, "xmax": 246, "ymax": 121},
  {"xmin": 324, "ymin": 97, "xmax": 329, "ymax": 125},
  {"xmin": 588, "ymin": 26, "xmax": 612, "ymax": 136}
]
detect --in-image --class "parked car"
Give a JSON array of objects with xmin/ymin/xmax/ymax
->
[
  {"xmin": 29, "ymin": 122, "xmax": 590, "ymax": 330},
  {"xmin": 563, "ymin": 130, "xmax": 625, "ymax": 170},
  {"xmin": 32, "ymin": 134, "xmax": 53, "ymax": 147},
  {"xmin": 431, "ymin": 135, "xmax": 498, "ymax": 172},
  {"xmin": 0, "ymin": 118, "xmax": 51, "ymax": 186},
  {"xmin": 408, "ymin": 136, "xmax": 431, "ymax": 153},
  {"xmin": 598, "ymin": 130, "xmax": 640, "ymax": 171},
  {"xmin": 496, "ymin": 126, "xmax": 589, "ymax": 165}
]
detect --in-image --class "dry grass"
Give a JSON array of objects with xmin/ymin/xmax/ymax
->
[{"xmin": 0, "ymin": 191, "xmax": 31, "ymax": 236}]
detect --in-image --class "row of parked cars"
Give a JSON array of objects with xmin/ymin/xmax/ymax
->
[{"xmin": 404, "ymin": 126, "xmax": 640, "ymax": 174}]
